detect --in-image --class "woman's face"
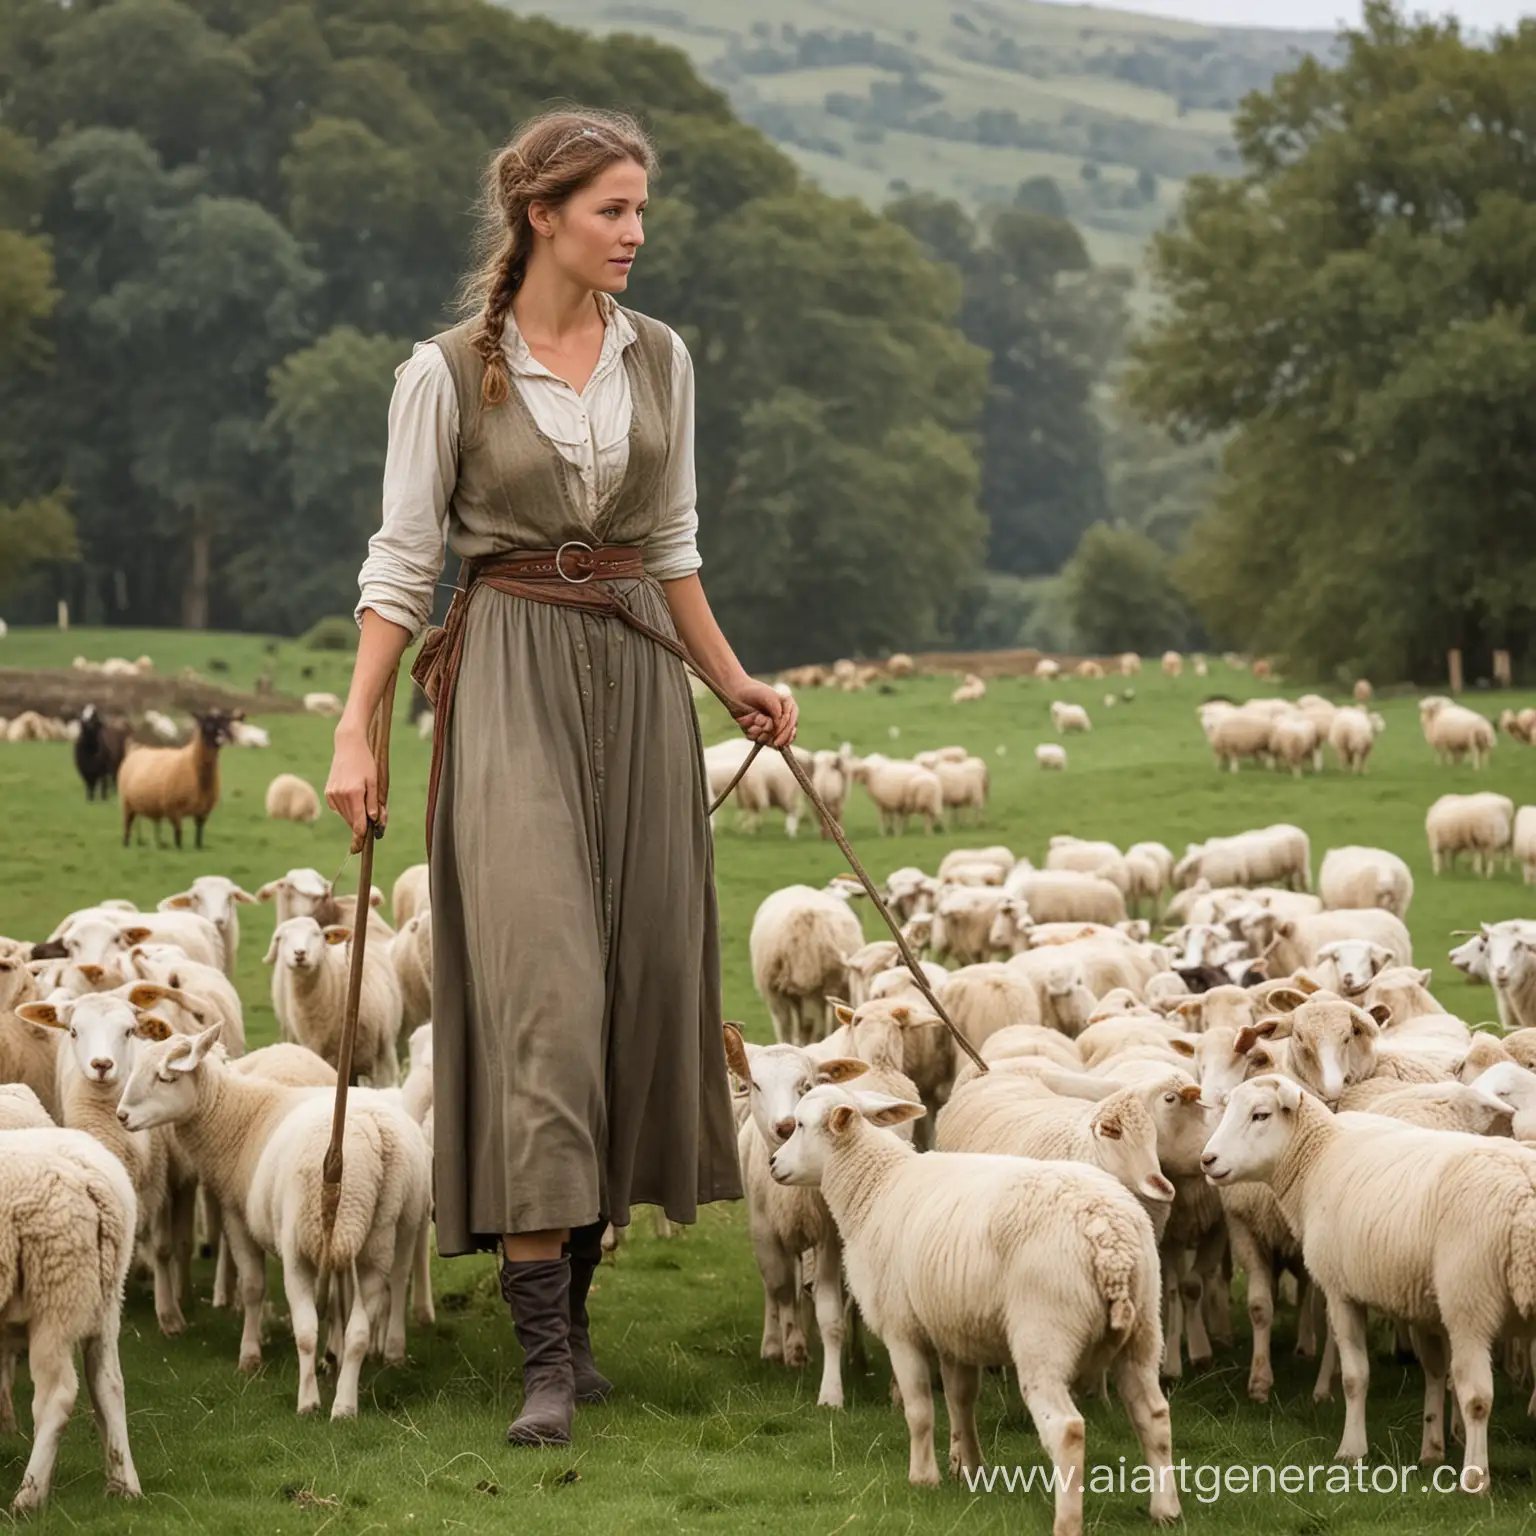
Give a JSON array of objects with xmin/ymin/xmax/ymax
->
[{"xmin": 535, "ymin": 159, "xmax": 648, "ymax": 294}]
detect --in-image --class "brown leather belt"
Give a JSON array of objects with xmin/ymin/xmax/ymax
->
[{"xmin": 411, "ymin": 541, "xmax": 731, "ymax": 853}]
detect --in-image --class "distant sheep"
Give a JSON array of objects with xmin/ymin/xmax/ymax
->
[
  {"xmin": 1425, "ymin": 792, "xmax": 1514, "ymax": 876},
  {"xmin": 1036, "ymin": 743, "xmax": 1067, "ymax": 770},
  {"xmin": 73, "ymin": 704, "xmax": 129, "ymax": 801},
  {"xmin": 1050, "ymin": 701, "xmax": 1091, "ymax": 735},
  {"xmin": 950, "ymin": 673, "xmax": 986, "ymax": 703},
  {"xmin": 264, "ymin": 773, "xmax": 320, "ymax": 823},
  {"xmin": 1034, "ymin": 658, "xmax": 1061, "ymax": 681},
  {"xmin": 1327, "ymin": 707, "xmax": 1384, "ymax": 774},
  {"xmin": 116, "ymin": 710, "xmax": 239, "ymax": 849},
  {"xmin": 1419, "ymin": 697, "xmax": 1495, "ymax": 769},
  {"xmin": 1161, "ymin": 651, "xmax": 1183, "ymax": 678},
  {"xmin": 1074, "ymin": 660, "xmax": 1104, "ymax": 680},
  {"xmin": 1353, "ymin": 679, "xmax": 1373, "ymax": 703},
  {"xmin": 302, "ymin": 692, "xmax": 344, "ymax": 716},
  {"xmin": 1318, "ymin": 846, "xmax": 1414, "ymax": 918},
  {"xmin": 886, "ymin": 653, "xmax": 915, "ymax": 678},
  {"xmin": 1119, "ymin": 653, "xmax": 1141, "ymax": 676},
  {"xmin": 750, "ymin": 883, "xmax": 863, "ymax": 1046}
]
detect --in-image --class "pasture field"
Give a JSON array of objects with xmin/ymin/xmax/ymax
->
[{"xmin": 3, "ymin": 627, "xmax": 1536, "ymax": 1533}]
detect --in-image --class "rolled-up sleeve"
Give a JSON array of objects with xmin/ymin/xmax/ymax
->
[
  {"xmin": 642, "ymin": 328, "xmax": 703, "ymax": 582},
  {"xmin": 355, "ymin": 342, "xmax": 457, "ymax": 641}
]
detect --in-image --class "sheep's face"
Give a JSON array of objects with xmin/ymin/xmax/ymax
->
[
  {"xmin": 265, "ymin": 916, "xmax": 348, "ymax": 972},
  {"xmin": 1144, "ymin": 1074, "xmax": 1217, "ymax": 1177},
  {"xmin": 731, "ymin": 1034, "xmax": 868, "ymax": 1149},
  {"xmin": 1361, "ymin": 967, "xmax": 1439, "ymax": 1021},
  {"xmin": 1090, "ymin": 1094, "xmax": 1174, "ymax": 1203},
  {"xmin": 118, "ymin": 1026, "xmax": 222, "ymax": 1132},
  {"xmin": 768, "ymin": 1084, "xmax": 923, "ymax": 1185},
  {"xmin": 1485, "ymin": 929, "xmax": 1536, "ymax": 991},
  {"xmin": 1201, "ymin": 1075, "xmax": 1304, "ymax": 1185},
  {"xmin": 63, "ymin": 918, "xmax": 151, "ymax": 967},
  {"xmin": 1284, "ymin": 998, "xmax": 1388, "ymax": 1106},
  {"xmin": 1466, "ymin": 1061, "xmax": 1536, "ymax": 1121},
  {"xmin": 256, "ymin": 868, "xmax": 333, "ymax": 922},
  {"xmin": 14, "ymin": 993, "xmax": 170, "ymax": 1086},
  {"xmin": 1313, "ymin": 940, "xmax": 1393, "ymax": 997},
  {"xmin": 986, "ymin": 898, "xmax": 1031, "ymax": 955},
  {"xmin": 1043, "ymin": 964, "xmax": 1094, "ymax": 1036},
  {"xmin": 1456, "ymin": 1032, "xmax": 1509, "ymax": 1084},
  {"xmin": 0, "ymin": 956, "xmax": 31, "ymax": 1011},
  {"xmin": 161, "ymin": 875, "xmax": 255, "ymax": 935}
]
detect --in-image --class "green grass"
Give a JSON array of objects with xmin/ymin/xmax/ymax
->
[{"xmin": 4, "ymin": 627, "xmax": 1536, "ymax": 1532}]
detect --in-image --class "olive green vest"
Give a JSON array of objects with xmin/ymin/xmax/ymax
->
[{"xmin": 428, "ymin": 306, "xmax": 676, "ymax": 557}]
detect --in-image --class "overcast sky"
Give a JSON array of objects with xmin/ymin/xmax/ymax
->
[{"xmin": 1066, "ymin": 0, "xmax": 1527, "ymax": 31}]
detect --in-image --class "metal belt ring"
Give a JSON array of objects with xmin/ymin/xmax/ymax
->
[{"xmin": 554, "ymin": 539, "xmax": 596, "ymax": 583}]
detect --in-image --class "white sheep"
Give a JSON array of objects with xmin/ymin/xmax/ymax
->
[
  {"xmin": 703, "ymin": 738, "xmax": 807, "ymax": 837},
  {"xmin": 0, "ymin": 1124, "xmax": 139, "ymax": 1511},
  {"xmin": 303, "ymin": 692, "xmax": 344, "ymax": 716},
  {"xmin": 1036, "ymin": 743, "xmax": 1067, "ymax": 770},
  {"xmin": 1237, "ymin": 907, "xmax": 1411, "ymax": 989},
  {"xmin": 118, "ymin": 1027, "xmax": 432, "ymax": 1418},
  {"xmin": 392, "ymin": 908, "xmax": 433, "ymax": 1032},
  {"xmin": 265, "ymin": 772, "xmax": 321, "ymax": 822},
  {"xmin": 255, "ymin": 866, "xmax": 334, "ymax": 923},
  {"xmin": 52, "ymin": 908, "xmax": 226, "ymax": 974},
  {"xmin": 770, "ymin": 1084, "xmax": 1180, "ymax": 1526},
  {"xmin": 810, "ymin": 750, "xmax": 848, "ymax": 834},
  {"xmin": 929, "ymin": 885, "xmax": 1011, "ymax": 966},
  {"xmin": 123, "ymin": 945, "xmax": 245, "ymax": 1054},
  {"xmin": 1119, "ymin": 652, "xmax": 1142, "ymax": 676},
  {"xmin": 1002, "ymin": 868, "xmax": 1127, "ymax": 926},
  {"xmin": 1173, "ymin": 824, "xmax": 1310, "ymax": 892},
  {"xmin": 1034, "ymin": 657, "xmax": 1062, "ymax": 680},
  {"xmin": 391, "ymin": 862, "xmax": 431, "ymax": 927},
  {"xmin": 1420, "ymin": 697, "xmax": 1496, "ymax": 769},
  {"xmin": 1161, "ymin": 651, "xmax": 1182, "ymax": 678},
  {"xmin": 1208, "ymin": 707, "xmax": 1275, "ymax": 772},
  {"xmin": 0, "ymin": 955, "xmax": 64, "ymax": 1120},
  {"xmin": 846, "ymin": 754, "xmax": 943, "ymax": 835},
  {"xmin": 1267, "ymin": 712, "xmax": 1318, "ymax": 777},
  {"xmin": 1425, "ymin": 792, "xmax": 1514, "ymax": 876},
  {"xmin": 1203, "ymin": 1076, "xmax": 1536, "ymax": 1484},
  {"xmin": 1484, "ymin": 924, "xmax": 1536, "ymax": 1032},
  {"xmin": 750, "ymin": 883, "xmax": 863, "ymax": 1046},
  {"xmin": 950, "ymin": 674, "xmax": 986, "ymax": 703},
  {"xmin": 1327, "ymin": 706, "xmax": 1384, "ymax": 774},
  {"xmin": 228, "ymin": 720, "xmax": 269, "ymax": 748},
  {"xmin": 1318, "ymin": 846, "xmax": 1414, "ymax": 919},
  {"xmin": 1051, "ymin": 701, "xmax": 1092, "ymax": 735},
  {"xmin": 264, "ymin": 916, "xmax": 403, "ymax": 1084},
  {"xmin": 931, "ymin": 756, "xmax": 988, "ymax": 823},
  {"xmin": 939, "ymin": 846, "xmax": 1014, "ymax": 882},
  {"xmin": 1513, "ymin": 807, "xmax": 1536, "ymax": 885},
  {"xmin": 158, "ymin": 874, "xmax": 257, "ymax": 974}
]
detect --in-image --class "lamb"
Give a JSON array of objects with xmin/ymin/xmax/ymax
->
[
  {"xmin": 54, "ymin": 909, "xmax": 226, "ymax": 974},
  {"xmin": 158, "ymin": 874, "xmax": 257, "ymax": 974},
  {"xmin": 831, "ymin": 998, "xmax": 962, "ymax": 1147},
  {"xmin": 1327, "ymin": 706, "xmax": 1384, "ymax": 774},
  {"xmin": 750, "ymin": 882, "xmax": 863, "ymax": 1046},
  {"xmin": 937, "ymin": 962, "xmax": 1042, "ymax": 1048},
  {"xmin": 73, "ymin": 704, "xmax": 129, "ymax": 801},
  {"xmin": 264, "ymin": 916, "xmax": 403, "ymax": 1084},
  {"xmin": 1034, "ymin": 657, "xmax": 1061, "ymax": 680},
  {"xmin": 1051, "ymin": 701, "xmax": 1092, "ymax": 735},
  {"xmin": 123, "ymin": 944, "xmax": 245, "ymax": 1052},
  {"xmin": 14, "ymin": 996, "xmax": 194, "ymax": 1338},
  {"xmin": 1036, "ymin": 743, "xmax": 1067, "ymax": 770},
  {"xmin": 1267, "ymin": 712, "xmax": 1318, "ymax": 777},
  {"xmin": 391, "ymin": 863, "xmax": 431, "ymax": 928},
  {"xmin": 0, "ymin": 1122, "xmax": 140, "ymax": 1511},
  {"xmin": 256, "ymin": 866, "xmax": 336, "ymax": 923},
  {"xmin": 265, "ymin": 772, "xmax": 321, "ymax": 822},
  {"xmin": 770, "ymin": 1084, "xmax": 1180, "ymax": 1529},
  {"xmin": 1161, "ymin": 651, "xmax": 1183, "ymax": 678},
  {"xmin": 1002, "ymin": 870, "xmax": 1127, "ymax": 929},
  {"xmin": 0, "ymin": 955, "xmax": 64, "ymax": 1120},
  {"xmin": 940, "ymin": 846, "xmax": 1015, "ymax": 882},
  {"xmin": 846, "ymin": 754, "xmax": 943, "ymax": 835},
  {"xmin": 1266, "ymin": 991, "xmax": 1449, "ymax": 1107},
  {"xmin": 1318, "ymin": 846, "xmax": 1414, "ymax": 919},
  {"xmin": 1173, "ymin": 824, "xmax": 1311, "ymax": 892},
  {"xmin": 1420, "ymin": 697, "xmax": 1496, "ymax": 769},
  {"xmin": 810, "ymin": 750, "xmax": 848, "ymax": 834},
  {"xmin": 1425, "ymin": 792, "xmax": 1514, "ymax": 876},
  {"xmin": 1119, "ymin": 652, "xmax": 1142, "ymax": 676},
  {"xmin": 117, "ymin": 1027, "xmax": 432, "ymax": 1418},
  {"xmin": 1236, "ymin": 908, "xmax": 1412, "ymax": 989},
  {"xmin": 116, "ymin": 708, "xmax": 239, "ymax": 849},
  {"xmin": 392, "ymin": 908, "xmax": 433, "ymax": 1031},
  {"xmin": 722, "ymin": 1025, "xmax": 903, "ymax": 1408},
  {"xmin": 950, "ymin": 673, "xmax": 986, "ymax": 703},
  {"xmin": 1202, "ymin": 1076, "xmax": 1536, "ymax": 1484},
  {"xmin": 302, "ymin": 691, "xmax": 344, "ymax": 716},
  {"xmin": 1514, "ymin": 807, "xmax": 1536, "ymax": 885},
  {"xmin": 883, "ymin": 869, "xmax": 938, "ymax": 922},
  {"xmin": 1207, "ymin": 707, "xmax": 1278, "ymax": 771},
  {"xmin": 929, "ymin": 886, "xmax": 1011, "ymax": 966}
]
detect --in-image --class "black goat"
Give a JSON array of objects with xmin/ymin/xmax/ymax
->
[{"xmin": 74, "ymin": 703, "xmax": 130, "ymax": 801}]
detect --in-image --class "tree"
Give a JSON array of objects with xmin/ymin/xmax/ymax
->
[
  {"xmin": 1062, "ymin": 523, "xmax": 1190, "ymax": 653},
  {"xmin": 1129, "ymin": 2, "xmax": 1536, "ymax": 679}
]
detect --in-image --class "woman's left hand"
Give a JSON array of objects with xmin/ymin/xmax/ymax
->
[{"xmin": 731, "ymin": 677, "xmax": 798, "ymax": 748}]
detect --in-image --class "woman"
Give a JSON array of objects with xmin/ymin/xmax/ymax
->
[{"xmin": 326, "ymin": 108, "xmax": 795, "ymax": 1449}]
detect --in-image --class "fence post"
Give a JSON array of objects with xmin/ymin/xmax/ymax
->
[
  {"xmin": 1494, "ymin": 649, "xmax": 1512, "ymax": 688},
  {"xmin": 1448, "ymin": 648, "xmax": 1463, "ymax": 695}
]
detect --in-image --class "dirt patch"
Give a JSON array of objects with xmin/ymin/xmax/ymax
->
[
  {"xmin": 0, "ymin": 667, "xmax": 303, "ymax": 721},
  {"xmin": 908, "ymin": 648, "xmax": 1112, "ymax": 678}
]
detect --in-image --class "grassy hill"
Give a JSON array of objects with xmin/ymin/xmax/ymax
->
[{"xmin": 510, "ymin": 0, "xmax": 1338, "ymax": 269}]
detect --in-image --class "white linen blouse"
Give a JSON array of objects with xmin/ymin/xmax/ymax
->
[{"xmin": 354, "ymin": 293, "xmax": 702, "ymax": 642}]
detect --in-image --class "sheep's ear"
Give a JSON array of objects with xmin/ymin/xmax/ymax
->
[
  {"xmin": 720, "ymin": 1023, "xmax": 751, "ymax": 1081},
  {"xmin": 1092, "ymin": 1111, "xmax": 1124, "ymax": 1141},
  {"xmin": 1178, "ymin": 1084, "xmax": 1203, "ymax": 1103},
  {"xmin": 76, "ymin": 963, "xmax": 105, "ymax": 984},
  {"xmin": 128, "ymin": 983, "xmax": 173, "ymax": 1010},
  {"xmin": 1313, "ymin": 942, "xmax": 1341, "ymax": 960},
  {"xmin": 1277, "ymin": 920, "xmax": 1296, "ymax": 938},
  {"xmin": 233, "ymin": 887, "xmax": 257, "ymax": 905},
  {"xmin": 1415, "ymin": 968, "xmax": 1433, "ymax": 988},
  {"xmin": 854, "ymin": 1093, "xmax": 925, "ymax": 1128},
  {"xmin": 322, "ymin": 925, "xmax": 352, "ymax": 946},
  {"xmin": 1369, "ymin": 943, "xmax": 1394, "ymax": 966},
  {"xmin": 160, "ymin": 893, "xmax": 194, "ymax": 911},
  {"xmin": 1293, "ymin": 974, "xmax": 1321, "ymax": 995},
  {"xmin": 1234, "ymin": 1025, "xmax": 1260, "ymax": 1053},
  {"xmin": 255, "ymin": 881, "xmax": 279, "ymax": 902},
  {"xmin": 121, "ymin": 925, "xmax": 153, "ymax": 945},
  {"xmin": 14, "ymin": 1001, "xmax": 68, "ymax": 1030},
  {"xmin": 891, "ymin": 1005, "xmax": 910, "ymax": 1024},
  {"xmin": 368, "ymin": 886, "xmax": 384, "ymax": 909},
  {"xmin": 827, "ymin": 1104, "xmax": 858, "ymax": 1136},
  {"xmin": 134, "ymin": 1014, "xmax": 172, "ymax": 1041},
  {"xmin": 1367, "ymin": 1002, "xmax": 1393, "ymax": 1028},
  {"xmin": 817, "ymin": 1057, "xmax": 869, "ymax": 1085},
  {"xmin": 833, "ymin": 1004, "xmax": 855, "ymax": 1027},
  {"xmin": 1351, "ymin": 1006, "xmax": 1384, "ymax": 1036},
  {"xmin": 261, "ymin": 934, "xmax": 280, "ymax": 964},
  {"xmin": 168, "ymin": 1025, "xmax": 222, "ymax": 1073},
  {"xmin": 1170, "ymin": 1038, "xmax": 1197, "ymax": 1058},
  {"xmin": 1265, "ymin": 986, "xmax": 1310, "ymax": 1014},
  {"xmin": 1275, "ymin": 1079, "xmax": 1303, "ymax": 1112},
  {"xmin": 1173, "ymin": 998, "xmax": 1203, "ymax": 1021}
]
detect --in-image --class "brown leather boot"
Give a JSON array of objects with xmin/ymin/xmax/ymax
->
[
  {"xmin": 499, "ymin": 1256, "xmax": 575, "ymax": 1446},
  {"xmin": 565, "ymin": 1223, "xmax": 613, "ymax": 1404}
]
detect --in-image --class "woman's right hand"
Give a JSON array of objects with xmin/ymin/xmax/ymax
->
[{"xmin": 326, "ymin": 723, "xmax": 382, "ymax": 853}]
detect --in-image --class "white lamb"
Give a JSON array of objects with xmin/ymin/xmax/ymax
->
[
  {"xmin": 810, "ymin": 750, "xmax": 848, "ymax": 834},
  {"xmin": 1318, "ymin": 846, "xmax": 1414, "ymax": 919},
  {"xmin": 0, "ymin": 1123, "xmax": 139, "ymax": 1511},
  {"xmin": 265, "ymin": 772, "xmax": 320, "ymax": 822},
  {"xmin": 847, "ymin": 754, "xmax": 943, "ymax": 835},
  {"xmin": 1203, "ymin": 1076, "xmax": 1536, "ymax": 1484},
  {"xmin": 950, "ymin": 674, "xmax": 986, "ymax": 703},
  {"xmin": 1036, "ymin": 743, "xmax": 1067, "ymax": 770},
  {"xmin": 1425, "ymin": 792, "xmax": 1514, "ymax": 876},
  {"xmin": 929, "ymin": 886, "xmax": 1011, "ymax": 966},
  {"xmin": 1327, "ymin": 706, "xmax": 1384, "ymax": 774},
  {"xmin": 53, "ymin": 909, "xmax": 225, "ymax": 974},
  {"xmin": 1051, "ymin": 701, "xmax": 1092, "ymax": 735},
  {"xmin": 158, "ymin": 874, "xmax": 257, "ymax": 973},
  {"xmin": 264, "ymin": 916, "xmax": 403, "ymax": 1084},
  {"xmin": 770, "ymin": 1085, "xmax": 1180, "ymax": 1530},
  {"xmin": 750, "ymin": 883, "xmax": 863, "ymax": 1046},
  {"xmin": 118, "ymin": 1027, "xmax": 431, "ymax": 1418}
]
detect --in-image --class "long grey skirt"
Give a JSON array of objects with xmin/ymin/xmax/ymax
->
[{"xmin": 428, "ymin": 575, "xmax": 744, "ymax": 1257}]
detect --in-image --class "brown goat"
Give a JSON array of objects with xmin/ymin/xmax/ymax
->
[{"xmin": 118, "ymin": 709, "xmax": 240, "ymax": 849}]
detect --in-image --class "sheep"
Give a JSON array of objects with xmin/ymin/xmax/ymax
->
[
  {"xmin": 1353, "ymin": 678, "xmax": 1373, "ymax": 703},
  {"xmin": 6, "ymin": 711, "xmax": 62, "ymax": 742},
  {"xmin": 391, "ymin": 863, "xmax": 431, "ymax": 928},
  {"xmin": 54, "ymin": 909, "xmax": 226, "ymax": 974},
  {"xmin": 810, "ymin": 750, "xmax": 848, "ymax": 835},
  {"xmin": 228, "ymin": 720, "xmax": 269, "ymax": 748},
  {"xmin": 1208, "ymin": 708, "xmax": 1275, "ymax": 772},
  {"xmin": 1484, "ymin": 925, "xmax": 1536, "ymax": 1032},
  {"xmin": 116, "ymin": 708, "xmax": 239, "ymax": 849},
  {"xmin": 950, "ymin": 674, "xmax": 986, "ymax": 703},
  {"xmin": 118, "ymin": 1026, "xmax": 432, "ymax": 1419},
  {"xmin": 750, "ymin": 883, "xmax": 863, "ymax": 1047},
  {"xmin": 1036, "ymin": 743, "xmax": 1067, "ymax": 770},
  {"xmin": 886, "ymin": 653, "xmax": 915, "ymax": 677},
  {"xmin": 1202, "ymin": 1076, "xmax": 1536, "ymax": 1484},
  {"xmin": 0, "ymin": 955, "xmax": 64, "ymax": 1120},
  {"xmin": 939, "ymin": 846, "xmax": 1014, "ymax": 882},
  {"xmin": 255, "ymin": 866, "xmax": 334, "ymax": 924},
  {"xmin": 1161, "ymin": 651, "xmax": 1182, "ymax": 678},
  {"xmin": 1361, "ymin": 1082, "xmax": 1513, "ymax": 1135},
  {"xmin": 880, "ymin": 869, "xmax": 938, "ymax": 922},
  {"xmin": 73, "ymin": 704, "xmax": 129, "ymax": 801},
  {"xmin": 930, "ymin": 886, "xmax": 1011, "ymax": 966},
  {"xmin": 1463, "ymin": 1060, "xmax": 1536, "ymax": 1137},
  {"xmin": 1327, "ymin": 706, "xmax": 1384, "ymax": 774},
  {"xmin": 1173, "ymin": 824, "xmax": 1311, "ymax": 892},
  {"xmin": 770, "ymin": 1085, "xmax": 1180, "ymax": 1527},
  {"xmin": 263, "ymin": 917, "xmax": 403, "ymax": 1084},
  {"xmin": 302, "ymin": 691, "xmax": 344, "ymax": 716},
  {"xmin": 0, "ymin": 1123, "xmax": 139, "ymax": 1511},
  {"xmin": 1514, "ymin": 807, "xmax": 1536, "ymax": 885},
  {"xmin": 1267, "ymin": 712, "xmax": 1318, "ymax": 777},
  {"xmin": 1238, "ymin": 908, "xmax": 1411, "ymax": 989},
  {"xmin": 122, "ymin": 945, "xmax": 245, "ymax": 1053},
  {"xmin": 1074, "ymin": 659, "xmax": 1105, "ymax": 680},
  {"xmin": 1318, "ymin": 846, "xmax": 1414, "ymax": 919},
  {"xmin": 1002, "ymin": 869, "xmax": 1127, "ymax": 927},
  {"xmin": 1050, "ymin": 701, "xmax": 1091, "ymax": 735},
  {"xmin": 1034, "ymin": 657, "xmax": 1061, "ymax": 680},
  {"xmin": 1450, "ymin": 931, "xmax": 1490, "ymax": 982},
  {"xmin": 158, "ymin": 874, "xmax": 257, "ymax": 974},
  {"xmin": 1128, "ymin": 841, "xmax": 1174, "ymax": 894},
  {"xmin": 392, "ymin": 908, "xmax": 433, "ymax": 1032},
  {"xmin": 830, "ymin": 999, "xmax": 962, "ymax": 1147},
  {"xmin": 934, "ymin": 962, "xmax": 1042, "ymax": 1051},
  {"xmin": 1425, "ymin": 792, "xmax": 1514, "ymax": 876},
  {"xmin": 722, "ymin": 1025, "xmax": 904, "ymax": 1408},
  {"xmin": 846, "ymin": 754, "xmax": 943, "ymax": 835},
  {"xmin": 931, "ymin": 756, "xmax": 988, "ymax": 823},
  {"xmin": 1420, "ymin": 697, "xmax": 1496, "ymax": 769},
  {"xmin": 1046, "ymin": 837, "xmax": 1130, "ymax": 893},
  {"xmin": 142, "ymin": 709, "xmax": 180, "ymax": 742},
  {"xmin": 1119, "ymin": 652, "xmax": 1142, "ymax": 676},
  {"xmin": 14, "ymin": 996, "xmax": 194, "ymax": 1337},
  {"xmin": 265, "ymin": 772, "xmax": 320, "ymax": 822}
]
